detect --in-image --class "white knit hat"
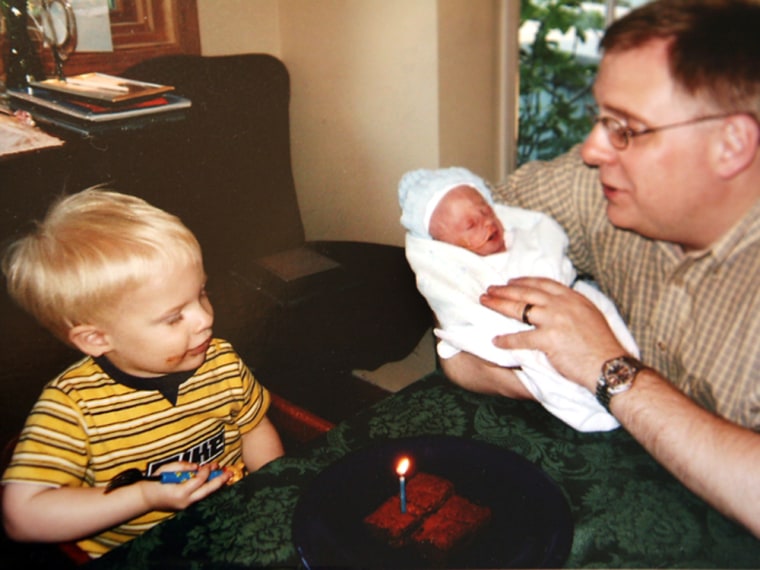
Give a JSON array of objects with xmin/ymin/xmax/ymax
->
[{"xmin": 398, "ymin": 167, "xmax": 494, "ymax": 238}]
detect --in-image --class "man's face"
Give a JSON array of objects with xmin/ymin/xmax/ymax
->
[
  {"xmin": 96, "ymin": 259, "xmax": 215, "ymax": 377},
  {"xmin": 429, "ymin": 185, "xmax": 506, "ymax": 255},
  {"xmin": 581, "ymin": 38, "xmax": 730, "ymax": 251}
]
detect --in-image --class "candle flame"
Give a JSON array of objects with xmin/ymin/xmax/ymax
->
[{"xmin": 396, "ymin": 457, "xmax": 410, "ymax": 476}]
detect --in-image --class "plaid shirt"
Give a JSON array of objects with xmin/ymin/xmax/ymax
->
[{"xmin": 493, "ymin": 147, "xmax": 760, "ymax": 430}]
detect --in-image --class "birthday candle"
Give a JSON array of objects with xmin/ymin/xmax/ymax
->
[{"xmin": 396, "ymin": 457, "xmax": 411, "ymax": 513}]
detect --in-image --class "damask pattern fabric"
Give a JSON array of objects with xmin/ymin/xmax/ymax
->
[{"xmin": 87, "ymin": 373, "xmax": 760, "ymax": 569}]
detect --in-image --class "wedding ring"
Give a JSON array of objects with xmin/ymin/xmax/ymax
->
[{"xmin": 521, "ymin": 303, "xmax": 534, "ymax": 326}]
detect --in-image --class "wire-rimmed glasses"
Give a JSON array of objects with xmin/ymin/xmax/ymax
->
[{"xmin": 589, "ymin": 110, "xmax": 737, "ymax": 150}]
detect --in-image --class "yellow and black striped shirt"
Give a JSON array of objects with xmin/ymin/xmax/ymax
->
[
  {"xmin": 495, "ymin": 146, "xmax": 760, "ymax": 430},
  {"xmin": 2, "ymin": 338, "xmax": 269, "ymax": 557}
]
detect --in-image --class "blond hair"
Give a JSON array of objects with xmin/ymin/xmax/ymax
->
[{"xmin": 2, "ymin": 189, "xmax": 203, "ymax": 343}]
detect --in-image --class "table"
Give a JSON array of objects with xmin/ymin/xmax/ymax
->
[{"xmin": 88, "ymin": 372, "xmax": 759, "ymax": 568}]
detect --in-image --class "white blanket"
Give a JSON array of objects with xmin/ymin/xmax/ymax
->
[{"xmin": 406, "ymin": 205, "xmax": 639, "ymax": 432}]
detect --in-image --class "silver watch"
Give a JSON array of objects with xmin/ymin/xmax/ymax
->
[{"xmin": 596, "ymin": 356, "xmax": 646, "ymax": 411}]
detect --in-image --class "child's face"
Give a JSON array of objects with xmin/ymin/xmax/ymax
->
[
  {"xmin": 96, "ymin": 259, "xmax": 214, "ymax": 377},
  {"xmin": 429, "ymin": 185, "xmax": 506, "ymax": 255}
]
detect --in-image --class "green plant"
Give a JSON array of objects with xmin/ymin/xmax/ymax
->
[{"xmin": 518, "ymin": 0, "xmax": 605, "ymax": 165}]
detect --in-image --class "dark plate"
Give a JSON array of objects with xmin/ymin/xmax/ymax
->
[{"xmin": 292, "ymin": 435, "xmax": 573, "ymax": 568}]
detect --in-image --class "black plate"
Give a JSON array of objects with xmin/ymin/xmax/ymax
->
[{"xmin": 292, "ymin": 435, "xmax": 573, "ymax": 568}]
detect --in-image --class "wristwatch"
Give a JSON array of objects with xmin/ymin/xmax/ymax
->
[{"xmin": 596, "ymin": 355, "xmax": 647, "ymax": 411}]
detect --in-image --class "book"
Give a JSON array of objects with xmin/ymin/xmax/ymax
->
[
  {"xmin": 8, "ymin": 87, "xmax": 192, "ymax": 123},
  {"xmin": 28, "ymin": 73, "xmax": 174, "ymax": 105},
  {"xmin": 7, "ymin": 102, "xmax": 189, "ymax": 137}
]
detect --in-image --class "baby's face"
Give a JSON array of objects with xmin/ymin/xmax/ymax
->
[{"xmin": 429, "ymin": 185, "xmax": 506, "ymax": 255}]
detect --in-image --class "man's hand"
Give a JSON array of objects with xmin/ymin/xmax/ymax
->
[{"xmin": 480, "ymin": 276, "xmax": 628, "ymax": 390}]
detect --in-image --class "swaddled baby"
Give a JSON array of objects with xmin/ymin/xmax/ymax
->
[{"xmin": 399, "ymin": 167, "xmax": 639, "ymax": 432}]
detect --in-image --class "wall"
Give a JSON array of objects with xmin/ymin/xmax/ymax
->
[
  {"xmin": 438, "ymin": 0, "xmax": 501, "ymax": 177},
  {"xmin": 197, "ymin": 0, "xmax": 505, "ymax": 247},
  {"xmin": 197, "ymin": 0, "xmax": 281, "ymax": 55},
  {"xmin": 280, "ymin": 0, "xmax": 443, "ymax": 246}
]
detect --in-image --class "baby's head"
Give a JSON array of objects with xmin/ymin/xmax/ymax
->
[
  {"xmin": 2, "ymin": 188, "xmax": 204, "ymax": 345},
  {"xmin": 399, "ymin": 167, "xmax": 506, "ymax": 255}
]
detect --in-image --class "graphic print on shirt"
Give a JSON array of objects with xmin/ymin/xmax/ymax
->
[{"xmin": 145, "ymin": 429, "xmax": 225, "ymax": 475}]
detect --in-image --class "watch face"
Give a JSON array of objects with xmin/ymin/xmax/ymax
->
[{"xmin": 603, "ymin": 357, "xmax": 641, "ymax": 393}]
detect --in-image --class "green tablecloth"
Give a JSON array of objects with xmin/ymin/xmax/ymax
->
[{"xmin": 89, "ymin": 372, "xmax": 759, "ymax": 568}]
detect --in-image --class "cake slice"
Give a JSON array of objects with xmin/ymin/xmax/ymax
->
[
  {"xmin": 363, "ymin": 495, "xmax": 426, "ymax": 547},
  {"xmin": 406, "ymin": 472, "xmax": 455, "ymax": 514},
  {"xmin": 363, "ymin": 472, "xmax": 455, "ymax": 547},
  {"xmin": 411, "ymin": 494, "xmax": 492, "ymax": 562}
]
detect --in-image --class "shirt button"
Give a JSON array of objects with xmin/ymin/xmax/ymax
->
[{"xmin": 657, "ymin": 340, "xmax": 667, "ymax": 351}]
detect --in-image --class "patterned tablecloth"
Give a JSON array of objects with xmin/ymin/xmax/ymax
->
[{"xmin": 89, "ymin": 372, "xmax": 759, "ymax": 569}]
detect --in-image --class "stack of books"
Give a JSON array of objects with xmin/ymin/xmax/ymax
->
[{"xmin": 7, "ymin": 72, "xmax": 192, "ymax": 134}]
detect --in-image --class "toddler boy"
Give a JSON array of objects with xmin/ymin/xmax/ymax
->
[{"xmin": 1, "ymin": 188, "xmax": 284, "ymax": 558}]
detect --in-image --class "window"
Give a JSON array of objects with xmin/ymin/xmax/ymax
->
[{"xmin": 516, "ymin": 0, "xmax": 649, "ymax": 166}]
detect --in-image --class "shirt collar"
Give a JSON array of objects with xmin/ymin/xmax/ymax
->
[{"xmin": 94, "ymin": 355, "xmax": 197, "ymax": 406}]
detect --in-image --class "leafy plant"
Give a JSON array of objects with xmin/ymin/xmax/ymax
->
[{"xmin": 518, "ymin": 0, "xmax": 606, "ymax": 165}]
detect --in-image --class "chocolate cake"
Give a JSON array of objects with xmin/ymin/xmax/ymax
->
[
  {"xmin": 363, "ymin": 472, "xmax": 454, "ymax": 547},
  {"xmin": 405, "ymin": 472, "xmax": 455, "ymax": 514},
  {"xmin": 411, "ymin": 494, "xmax": 492, "ymax": 562},
  {"xmin": 362, "ymin": 495, "xmax": 426, "ymax": 548},
  {"xmin": 363, "ymin": 472, "xmax": 490, "ymax": 559}
]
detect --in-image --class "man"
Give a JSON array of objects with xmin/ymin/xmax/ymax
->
[{"xmin": 441, "ymin": 0, "xmax": 760, "ymax": 537}]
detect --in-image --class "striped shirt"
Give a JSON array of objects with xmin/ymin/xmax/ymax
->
[
  {"xmin": 2, "ymin": 338, "xmax": 270, "ymax": 557},
  {"xmin": 494, "ymin": 147, "xmax": 760, "ymax": 430}
]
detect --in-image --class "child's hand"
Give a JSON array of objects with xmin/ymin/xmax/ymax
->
[
  {"xmin": 139, "ymin": 462, "xmax": 232, "ymax": 511},
  {"xmin": 3, "ymin": 462, "xmax": 236, "ymax": 544}
]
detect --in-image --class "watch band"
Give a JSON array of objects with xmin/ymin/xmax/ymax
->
[{"xmin": 595, "ymin": 380, "xmax": 614, "ymax": 411}]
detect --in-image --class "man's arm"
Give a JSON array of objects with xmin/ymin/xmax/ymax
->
[
  {"xmin": 480, "ymin": 275, "xmax": 760, "ymax": 538},
  {"xmin": 609, "ymin": 369, "xmax": 760, "ymax": 538},
  {"xmin": 439, "ymin": 352, "xmax": 533, "ymax": 399}
]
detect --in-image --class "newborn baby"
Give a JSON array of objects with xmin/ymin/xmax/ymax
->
[{"xmin": 399, "ymin": 166, "xmax": 639, "ymax": 432}]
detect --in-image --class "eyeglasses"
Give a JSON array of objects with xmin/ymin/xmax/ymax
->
[{"xmin": 590, "ymin": 111, "xmax": 736, "ymax": 150}]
